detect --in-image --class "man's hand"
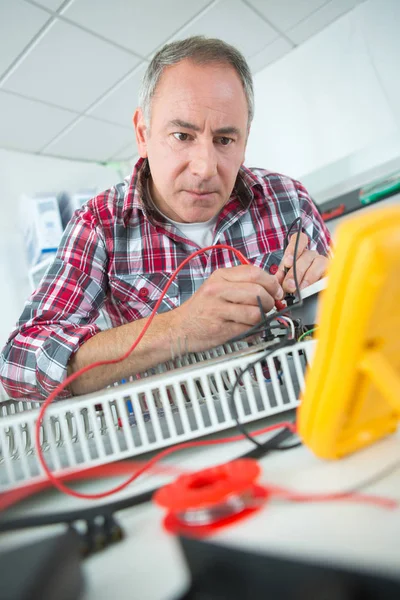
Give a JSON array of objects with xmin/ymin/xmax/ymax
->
[
  {"xmin": 276, "ymin": 232, "xmax": 328, "ymax": 293},
  {"xmin": 69, "ymin": 265, "xmax": 284, "ymax": 395},
  {"xmin": 170, "ymin": 265, "xmax": 284, "ymax": 352}
]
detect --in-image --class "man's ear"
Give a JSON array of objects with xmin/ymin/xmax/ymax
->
[{"xmin": 133, "ymin": 108, "xmax": 148, "ymax": 158}]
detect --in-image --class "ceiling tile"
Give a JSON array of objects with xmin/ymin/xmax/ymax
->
[
  {"xmin": 2, "ymin": 20, "xmax": 140, "ymax": 112},
  {"xmin": 0, "ymin": 90, "xmax": 78, "ymax": 152},
  {"xmin": 43, "ymin": 117, "xmax": 135, "ymax": 162},
  {"xmin": 168, "ymin": 0, "xmax": 278, "ymax": 58},
  {"xmin": 248, "ymin": 37, "xmax": 292, "ymax": 73},
  {"xmin": 0, "ymin": 0, "xmax": 50, "ymax": 78},
  {"xmin": 287, "ymin": 0, "xmax": 359, "ymax": 45},
  {"xmin": 88, "ymin": 63, "xmax": 147, "ymax": 127},
  {"xmin": 63, "ymin": 0, "xmax": 211, "ymax": 57},
  {"xmin": 32, "ymin": 0, "xmax": 66, "ymax": 10},
  {"xmin": 245, "ymin": 0, "xmax": 329, "ymax": 32}
]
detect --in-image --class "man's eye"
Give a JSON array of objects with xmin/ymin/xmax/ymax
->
[
  {"xmin": 218, "ymin": 137, "xmax": 233, "ymax": 146},
  {"xmin": 172, "ymin": 132, "xmax": 189, "ymax": 141}
]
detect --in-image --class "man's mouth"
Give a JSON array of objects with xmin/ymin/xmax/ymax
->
[{"xmin": 185, "ymin": 190, "xmax": 217, "ymax": 197}]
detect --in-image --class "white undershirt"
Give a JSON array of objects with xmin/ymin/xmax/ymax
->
[
  {"xmin": 147, "ymin": 180, "xmax": 218, "ymax": 247},
  {"xmin": 161, "ymin": 212, "xmax": 218, "ymax": 248}
]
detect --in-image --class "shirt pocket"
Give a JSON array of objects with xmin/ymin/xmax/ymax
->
[
  {"xmin": 108, "ymin": 272, "xmax": 179, "ymax": 318},
  {"xmin": 246, "ymin": 249, "xmax": 285, "ymax": 275}
]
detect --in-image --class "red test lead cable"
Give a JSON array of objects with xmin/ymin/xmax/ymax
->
[
  {"xmin": 154, "ymin": 458, "xmax": 397, "ymax": 538},
  {"xmin": 33, "ymin": 245, "xmax": 286, "ymax": 502}
]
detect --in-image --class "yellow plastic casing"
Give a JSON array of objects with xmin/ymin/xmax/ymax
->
[{"xmin": 297, "ymin": 205, "xmax": 400, "ymax": 459}]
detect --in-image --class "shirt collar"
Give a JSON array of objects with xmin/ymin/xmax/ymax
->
[
  {"xmin": 122, "ymin": 158, "xmax": 262, "ymax": 226},
  {"xmin": 239, "ymin": 162, "xmax": 263, "ymax": 191},
  {"xmin": 234, "ymin": 163, "xmax": 261, "ymax": 209},
  {"xmin": 122, "ymin": 157, "xmax": 153, "ymax": 226}
]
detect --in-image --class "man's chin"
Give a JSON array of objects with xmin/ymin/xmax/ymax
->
[
  {"xmin": 180, "ymin": 196, "xmax": 226, "ymax": 222},
  {"xmin": 181, "ymin": 207, "xmax": 221, "ymax": 223}
]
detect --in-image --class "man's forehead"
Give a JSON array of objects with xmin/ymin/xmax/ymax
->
[
  {"xmin": 151, "ymin": 63, "xmax": 247, "ymax": 126},
  {"xmin": 153, "ymin": 61, "xmax": 245, "ymax": 104},
  {"xmin": 157, "ymin": 102, "xmax": 245, "ymax": 134},
  {"xmin": 158, "ymin": 58, "xmax": 240, "ymax": 83}
]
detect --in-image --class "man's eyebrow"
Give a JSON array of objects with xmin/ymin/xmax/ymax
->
[
  {"xmin": 168, "ymin": 119, "xmax": 201, "ymax": 131},
  {"xmin": 213, "ymin": 126, "xmax": 241, "ymax": 136},
  {"xmin": 167, "ymin": 120, "xmax": 241, "ymax": 136}
]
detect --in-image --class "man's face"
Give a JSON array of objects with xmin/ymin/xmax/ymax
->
[{"xmin": 133, "ymin": 59, "xmax": 249, "ymax": 223}]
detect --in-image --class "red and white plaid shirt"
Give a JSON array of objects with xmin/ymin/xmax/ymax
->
[{"xmin": 0, "ymin": 158, "xmax": 331, "ymax": 400}]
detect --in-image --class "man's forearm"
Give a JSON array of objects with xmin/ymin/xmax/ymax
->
[
  {"xmin": 67, "ymin": 263, "xmax": 285, "ymax": 397},
  {"xmin": 68, "ymin": 310, "xmax": 179, "ymax": 396}
]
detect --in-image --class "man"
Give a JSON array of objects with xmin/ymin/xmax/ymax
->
[{"xmin": 0, "ymin": 36, "xmax": 331, "ymax": 401}]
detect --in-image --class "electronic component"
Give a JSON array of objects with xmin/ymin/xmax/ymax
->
[
  {"xmin": 0, "ymin": 340, "xmax": 308, "ymax": 493},
  {"xmin": 298, "ymin": 206, "xmax": 400, "ymax": 459},
  {"xmin": 287, "ymin": 277, "xmax": 327, "ymax": 327}
]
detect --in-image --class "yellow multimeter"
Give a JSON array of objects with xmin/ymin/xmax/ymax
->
[{"xmin": 298, "ymin": 205, "xmax": 400, "ymax": 459}]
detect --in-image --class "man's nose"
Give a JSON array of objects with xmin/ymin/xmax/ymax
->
[{"xmin": 189, "ymin": 141, "xmax": 218, "ymax": 180}]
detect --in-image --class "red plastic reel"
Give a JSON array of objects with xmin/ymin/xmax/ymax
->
[{"xmin": 154, "ymin": 459, "xmax": 269, "ymax": 536}]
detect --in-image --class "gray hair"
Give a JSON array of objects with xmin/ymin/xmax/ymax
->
[{"xmin": 139, "ymin": 36, "xmax": 254, "ymax": 127}]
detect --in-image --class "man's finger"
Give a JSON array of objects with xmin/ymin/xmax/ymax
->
[
  {"xmin": 282, "ymin": 250, "xmax": 319, "ymax": 293},
  {"xmin": 276, "ymin": 232, "xmax": 309, "ymax": 285},
  {"xmin": 299, "ymin": 255, "xmax": 328, "ymax": 290},
  {"xmin": 280, "ymin": 232, "xmax": 309, "ymax": 270},
  {"xmin": 219, "ymin": 264, "xmax": 284, "ymax": 299},
  {"xmin": 275, "ymin": 267, "xmax": 285, "ymax": 285},
  {"xmin": 219, "ymin": 283, "xmax": 276, "ymax": 313}
]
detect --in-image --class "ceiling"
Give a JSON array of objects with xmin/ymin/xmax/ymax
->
[{"xmin": 0, "ymin": 0, "xmax": 363, "ymax": 165}]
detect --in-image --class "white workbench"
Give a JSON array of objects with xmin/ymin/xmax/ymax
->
[{"xmin": 1, "ymin": 422, "xmax": 399, "ymax": 600}]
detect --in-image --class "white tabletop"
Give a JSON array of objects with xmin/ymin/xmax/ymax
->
[{"xmin": 1, "ymin": 420, "xmax": 399, "ymax": 600}]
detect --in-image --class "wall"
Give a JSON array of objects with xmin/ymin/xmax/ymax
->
[
  {"xmin": 245, "ymin": 0, "xmax": 400, "ymax": 182},
  {"xmin": 0, "ymin": 148, "xmax": 127, "ymax": 351},
  {"xmin": 301, "ymin": 131, "xmax": 400, "ymax": 203}
]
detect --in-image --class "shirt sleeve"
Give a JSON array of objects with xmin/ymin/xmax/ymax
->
[
  {"xmin": 0, "ymin": 203, "xmax": 108, "ymax": 401},
  {"xmin": 295, "ymin": 180, "xmax": 333, "ymax": 257}
]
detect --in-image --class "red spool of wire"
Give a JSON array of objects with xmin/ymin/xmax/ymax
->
[{"xmin": 154, "ymin": 459, "xmax": 269, "ymax": 537}]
